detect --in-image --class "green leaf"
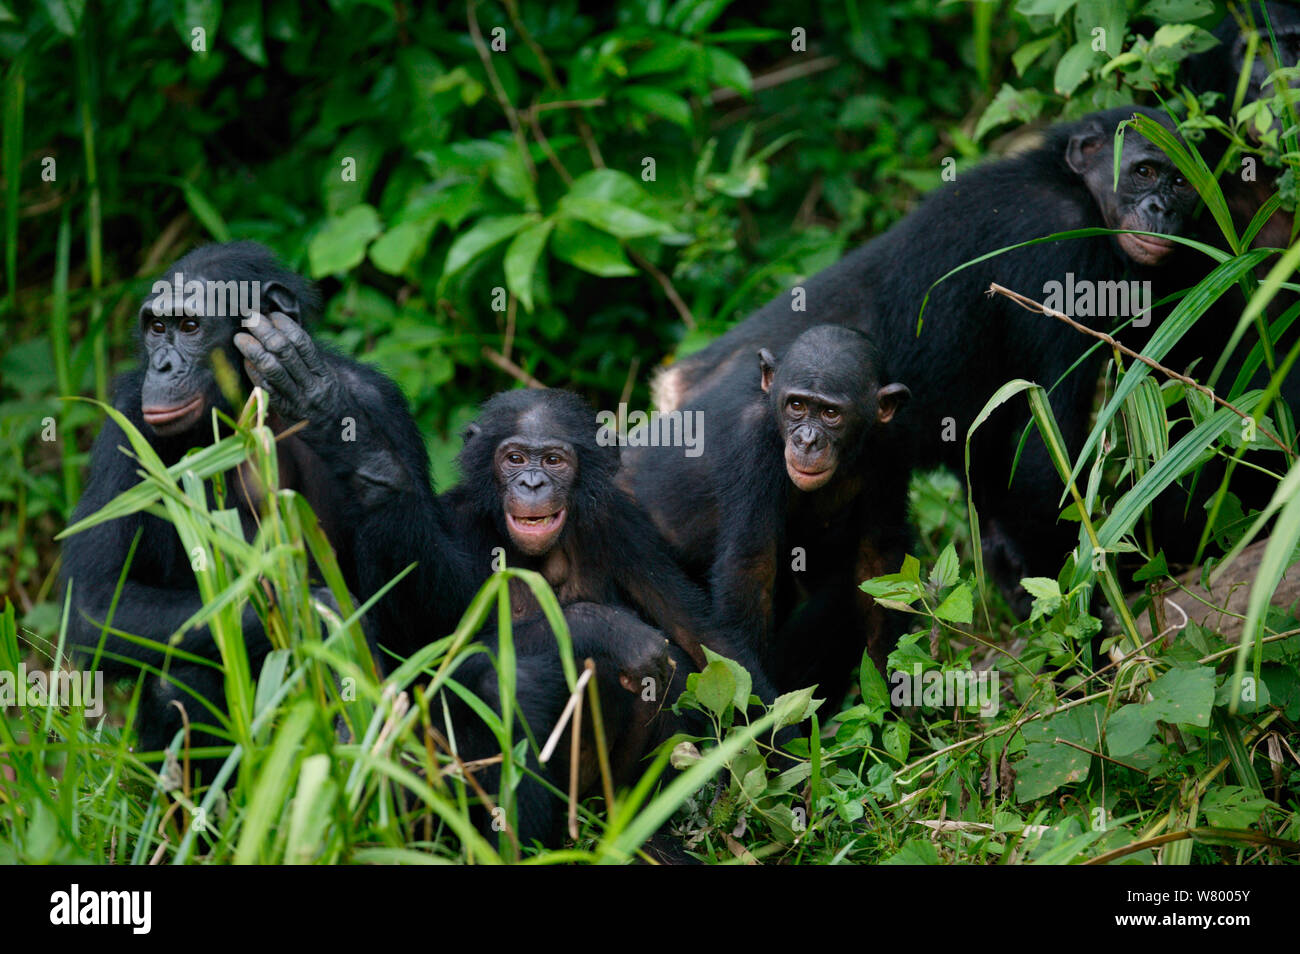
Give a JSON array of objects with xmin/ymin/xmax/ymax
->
[
  {"xmin": 772, "ymin": 685, "xmax": 820, "ymax": 728},
  {"xmin": 369, "ymin": 221, "xmax": 427, "ymax": 276},
  {"xmin": 225, "ymin": 0, "xmax": 267, "ymax": 66},
  {"xmin": 503, "ymin": 219, "xmax": 553, "ymax": 312},
  {"xmin": 705, "ymin": 47, "xmax": 751, "ymax": 94},
  {"xmin": 558, "ymin": 195, "xmax": 672, "ymax": 239},
  {"xmin": 934, "ymin": 583, "xmax": 973, "ymax": 624},
  {"xmin": 441, "ymin": 214, "xmax": 534, "ymax": 280},
  {"xmin": 1054, "ymin": 41, "xmax": 1098, "ymax": 97},
  {"xmin": 180, "ymin": 181, "xmax": 231, "ymax": 243},
  {"xmin": 308, "ymin": 204, "xmax": 382, "ymax": 277},
  {"xmin": 550, "ymin": 220, "xmax": 637, "ymax": 276},
  {"xmin": 1200, "ymin": 786, "xmax": 1275, "ymax": 829},
  {"xmin": 695, "ymin": 659, "xmax": 737, "ymax": 718},
  {"xmin": 1012, "ymin": 33, "xmax": 1060, "ymax": 76},
  {"xmin": 883, "ymin": 721, "xmax": 910, "ymax": 763},
  {"xmin": 622, "ymin": 85, "xmax": 693, "ymax": 130},
  {"xmin": 1145, "ymin": 666, "xmax": 1216, "ymax": 727},
  {"xmin": 1140, "ymin": 0, "xmax": 1214, "ymax": 22},
  {"xmin": 1105, "ymin": 703, "xmax": 1155, "ymax": 757},
  {"xmin": 1016, "ymin": 741, "xmax": 1090, "ymax": 801},
  {"xmin": 490, "ymin": 145, "xmax": 538, "ymax": 211},
  {"xmin": 883, "ymin": 838, "xmax": 940, "ymax": 865},
  {"xmin": 929, "ymin": 544, "xmax": 959, "ymax": 588}
]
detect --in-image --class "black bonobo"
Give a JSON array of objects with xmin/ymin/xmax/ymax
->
[
  {"xmin": 443, "ymin": 388, "xmax": 761, "ymax": 699},
  {"xmin": 650, "ymin": 106, "xmax": 1199, "ymax": 610},
  {"xmin": 60, "ymin": 241, "xmax": 467, "ymax": 777},
  {"xmin": 630, "ymin": 325, "xmax": 911, "ymax": 703}
]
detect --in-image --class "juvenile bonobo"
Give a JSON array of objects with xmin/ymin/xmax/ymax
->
[
  {"xmin": 60, "ymin": 241, "xmax": 468, "ymax": 777},
  {"xmin": 443, "ymin": 388, "xmax": 767, "ymax": 700},
  {"xmin": 632, "ymin": 326, "xmax": 911, "ymax": 702},
  {"xmin": 445, "ymin": 603, "xmax": 696, "ymax": 847},
  {"xmin": 647, "ymin": 106, "xmax": 1198, "ymax": 610}
]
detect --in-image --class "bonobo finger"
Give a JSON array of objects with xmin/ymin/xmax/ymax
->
[
  {"xmin": 269, "ymin": 312, "xmax": 329, "ymax": 376},
  {"xmin": 234, "ymin": 332, "xmax": 297, "ymax": 398},
  {"xmin": 248, "ymin": 315, "xmax": 312, "ymax": 390}
]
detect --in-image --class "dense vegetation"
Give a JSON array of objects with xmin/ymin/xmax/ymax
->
[{"xmin": 1, "ymin": 0, "xmax": 1298, "ymax": 864}]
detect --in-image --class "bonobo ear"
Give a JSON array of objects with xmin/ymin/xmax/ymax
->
[
  {"xmin": 759, "ymin": 349, "xmax": 777, "ymax": 393},
  {"xmin": 876, "ymin": 383, "xmax": 911, "ymax": 424},
  {"xmin": 1065, "ymin": 120, "xmax": 1107, "ymax": 177},
  {"xmin": 262, "ymin": 281, "xmax": 302, "ymax": 323},
  {"xmin": 461, "ymin": 421, "xmax": 482, "ymax": 444}
]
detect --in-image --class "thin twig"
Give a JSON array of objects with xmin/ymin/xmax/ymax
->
[
  {"xmin": 629, "ymin": 248, "xmax": 697, "ymax": 330},
  {"xmin": 709, "ymin": 55, "xmax": 841, "ymax": 104},
  {"xmin": 986, "ymin": 282, "xmax": 1296, "ymax": 459},
  {"xmin": 481, "ymin": 345, "xmax": 545, "ymax": 388},
  {"xmin": 502, "ymin": 0, "xmax": 605, "ymax": 168},
  {"xmin": 467, "ymin": 0, "xmax": 536, "ymax": 179}
]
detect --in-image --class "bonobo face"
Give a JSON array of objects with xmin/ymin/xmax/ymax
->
[
  {"xmin": 1068, "ymin": 112, "xmax": 1199, "ymax": 267},
  {"xmin": 759, "ymin": 326, "xmax": 910, "ymax": 493},
  {"xmin": 138, "ymin": 280, "xmax": 230, "ymax": 437},
  {"xmin": 495, "ymin": 429, "xmax": 577, "ymax": 556}
]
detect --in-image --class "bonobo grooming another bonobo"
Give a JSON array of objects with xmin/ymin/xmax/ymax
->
[
  {"xmin": 629, "ymin": 326, "xmax": 911, "ymax": 703},
  {"xmin": 649, "ymin": 106, "xmax": 1199, "ymax": 607}
]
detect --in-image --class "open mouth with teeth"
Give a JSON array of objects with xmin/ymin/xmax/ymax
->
[
  {"xmin": 142, "ymin": 394, "xmax": 205, "ymax": 434},
  {"xmin": 506, "ymin": 508, "xmax": 567, "ymax": 552}
]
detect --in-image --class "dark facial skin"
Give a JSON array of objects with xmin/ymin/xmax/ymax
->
[
  {"xmin": 758, "ymin": 327, "xmax": 910, "ymax": 492},
  {"xmin": 138, "ymin": 281, "xmax": 234, "ymax": 437},
  {"xmin": 1067, "ymin": 122, "xmax": 1198, "ymax": 267},
  {"xmin": 494, "ymin": 427, "xmax": 577, "ymax": 555}
]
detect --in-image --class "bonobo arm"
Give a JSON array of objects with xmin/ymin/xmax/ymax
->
[
  {"xmin": 234, "ymin": 313, "xmax": 475, "ymax": 657},
  {"xmin": 234, "ymin": 312, "xmax": 413, "ymax": 508},
  {"xmin": 607, "ymin": 496, "xmax": 779, "ymax": 703}
]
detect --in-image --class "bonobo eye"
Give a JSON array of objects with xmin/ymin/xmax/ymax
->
[
  {"xmin": 544, "ymin": 454, "xmax": 563, "ymax": 467},
  {"xmin": 788, "ymin": 398, "xmax": 805, "ymax": 413},
  {"xmin": 822, "ymin": 406, "xmax": 841, "ymax": 423},
  {"xmin": 506, "ymin": 452, "xmax": 526, "ymax": 466},
  {"xmin": 1135, "ymin": 164, "xmax": 1155, "ymax": 180},
  {"xmin": 148, "ymin": 320, "xmax": 166, "ymax": 335},
  {"xmin": 179, "ymin": 317, "xmax": 200, "ymax": 333},
  {"xmin": 1173, "ymin": 174, "xmax": 1189, "ymax": 189}
]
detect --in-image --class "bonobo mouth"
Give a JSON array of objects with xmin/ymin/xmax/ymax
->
[
  {"xmin": 506, "ymin": 507, "xmax": 567, "ymax": 553},
  {"xmin": 785, "ymin": 451, "xmax": 835, "ymax": 492},
  {"xmin": 1118, "ymin": 231, "xmax": 1176, "ymax": 266},
  {"xmin": 142, "ymin": 394, "xmax": 205, "ymax": 434}
]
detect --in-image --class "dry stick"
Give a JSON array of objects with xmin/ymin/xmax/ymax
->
[
  {"xmin": 424, "ymin": 721, "xmax": 521, "ymax": 857},
  {"xmin": 503, "ymin": 0, "xmax": 605, "ymax": 168},
  {"xmin": 567, "ymin": 674, "xmax": 584, "ymax": 841},
  {"xmin": 619, "ymin": 356, "xmax": 641, "ymax": 410},
  {"xmin": 583, "ymin": 658, "xmax": 618, "ymax": 818},
  {"xmin": 986, "ymin": 282, "xmax": 1296, "ymax": 459},
  {"xmin": 481, "ymin": 345, "xmax": 545, "ymax": 388},
  {"xmin": 539, "ymin": 664, "xmax": 595, "ymax": 763},
  {"xmin": 524, "ymin": 108, "xmax": 574, "ymax": 186},
  {"xmin": 629, "ymin": 248, "xmax": 698, "ymax": 330},
  {"xmin": 503, "ymin": 291, "xmax": 517, "ymax": 363},
  {"xmin": 467, "ymin": 0, "xmax": 536, "ymax": 180},
  {"xmin": 708, "ymin": 54, "xmax": 841, "ymax": 104}
]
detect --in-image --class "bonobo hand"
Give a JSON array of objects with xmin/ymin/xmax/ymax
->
[
  {"xmin": 234, "ymin": 312, "xmax": 345, "ymax": 439},
  {"xmin": 615, "ymin": 631, "xmax": 676, "ymax": 705}
]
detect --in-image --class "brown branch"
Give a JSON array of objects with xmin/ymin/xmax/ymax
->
[
  {"xmin": 467, "ymin": 0, "xmax": 536, "ymax": 180},
  {"xmin": 502, "ymin": 0, "xmax": 605, "ymax": 168},
  {"xmin": 628, "ymin": 248, "xmax": 697, "ymax": 330},
  {"xmin": 523, "ymin": 107, "xmax": 574, "ymax": 186},
  {"xmin": 986, "ymin": 282, "xmax": 1296, "ymax": 459},
  {"xmin": 481, "ymin": 345, "xmax": 545, "ymax": 388},
  {"xmin": 709, "ymin": 54, "xmax": 841, "ymax": 104}
]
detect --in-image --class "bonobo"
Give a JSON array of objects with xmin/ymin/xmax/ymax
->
[
  {"xmin": 441, "ymin": 389, "xmax": 764, "ymax": 699},
  {"xmin": 630, "ymin": 325, "xmax": 911, "ymax": 702},
  {"xmin": 60, "ymin": 241, "xmax": 467, "ymax": 777},
  {"xmin": 648, "ymin": 106, "xmax": 1198, "ymax": 609},
  {"xmin": 443, "ymin": 602, "xmax": 693, "ymax": 847}
]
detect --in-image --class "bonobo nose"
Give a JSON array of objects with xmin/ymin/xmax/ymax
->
[
  {"xmin": 793, "ymin": 426, "xmax": 823, "ymax": 451},
  {"xmin": 151, "ymin": 347, "xmax": 177, "ymax": 372},
  {"xmin": 519, "ymin": 469, "xmax": 546, "ymax": 491}
]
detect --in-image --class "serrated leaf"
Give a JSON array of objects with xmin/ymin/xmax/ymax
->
[{"xmin": 934, "ymin": 583, "xmax": 973, "ymax": 624}]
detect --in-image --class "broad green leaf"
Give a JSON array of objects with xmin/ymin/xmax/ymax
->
[
  {"xmin": 441, "ymin": 213, "xmax": 534, "ymax": 280},
  {"xmin": 1145, "ymin": 666, "xmax": 1215, "ymax": 727},
  {"xmin": 934, "ymin": 583, "xmax": 973, "ymax": 624},
  {"xmin": 558, "ymin": 195, "xmax": 672, "ymax": 239},
  {"xmin": 503, "ymin": 219, "xmax": 553, "ymax": 312},
  {"xmin": 551, "ymin": 219, "xmax": 637, "ymax": 276},
  {"xmin": 308, "ymin": 204, "xmax": 382, "ymax": 277}
]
